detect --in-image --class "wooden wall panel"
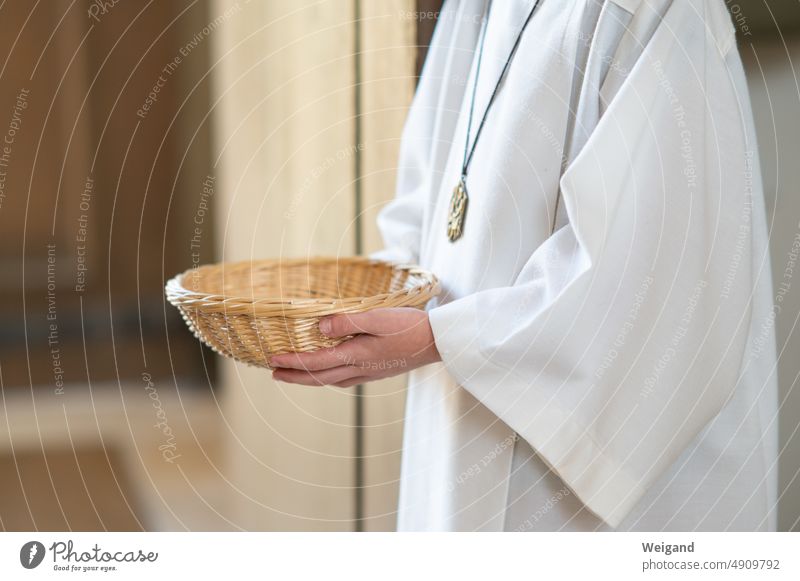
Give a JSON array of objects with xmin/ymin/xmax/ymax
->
[{"xmin": 0, "ymin": 0, "xmax": 211, "ymax": 387}]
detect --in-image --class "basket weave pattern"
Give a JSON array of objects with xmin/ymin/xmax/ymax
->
[{"xmin": 165, "ymin": 257, "xmax": 440, "ymax": 369}]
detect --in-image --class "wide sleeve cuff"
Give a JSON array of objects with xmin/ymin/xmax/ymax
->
[{"xmin": 428, "ymin": 295, "xmax": 648, "ymax": 528}]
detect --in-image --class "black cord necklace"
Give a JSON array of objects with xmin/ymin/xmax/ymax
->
[{"xmin": 447, "ymin": 0, "xmax": 543, "ymax": 242}]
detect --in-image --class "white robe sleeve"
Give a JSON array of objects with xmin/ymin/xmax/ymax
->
[{"xmin": 429, "ymin": 2, "xmax": 754, "ymax": 527}]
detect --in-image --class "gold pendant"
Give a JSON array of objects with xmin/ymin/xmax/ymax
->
[{"xmin": 447, "ymin": 177, "xmax": 468, "ymax": 242}]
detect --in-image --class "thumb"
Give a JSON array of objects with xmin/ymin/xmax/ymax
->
[{"xmin": 319, "ymin": 311, "xmax": 384, "ymax": 338}]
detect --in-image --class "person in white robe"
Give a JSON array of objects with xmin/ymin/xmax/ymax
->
[{"xmin": 270, "ymin": 0, "xmax": 779, "ymax": 531}]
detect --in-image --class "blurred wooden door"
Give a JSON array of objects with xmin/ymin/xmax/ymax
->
[{"xmin": 0, "ymin": 0, "xmax": 213, "ymax": 388}]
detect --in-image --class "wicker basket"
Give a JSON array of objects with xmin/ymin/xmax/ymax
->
[{"xmin": 165, "ymin": 257, "xmax": 440, "ymax": 369}]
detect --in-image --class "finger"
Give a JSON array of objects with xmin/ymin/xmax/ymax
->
[
  {"xmin": 269, "ymin": 349, "xmax": 338, "ymax": 371},
  {"xmin": 272, "ymin": 365, "xmax": 363, "ymax": 386},
  {"xmin": 320, "ymin": 308, "xmax": 403, "ymax": 338},
  {"xmin": 270, "ymin": 337, "xmax": 366, "ymax": 370}
]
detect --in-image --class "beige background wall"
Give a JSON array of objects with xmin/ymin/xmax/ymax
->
[{"xmin": 211, "ymin": 0, "xmax": 415, "ymax": 531}]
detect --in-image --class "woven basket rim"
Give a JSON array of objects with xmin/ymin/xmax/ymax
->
[{"xmin": 165, "ymin": 256, "xmax": 440, "ymax": 318}]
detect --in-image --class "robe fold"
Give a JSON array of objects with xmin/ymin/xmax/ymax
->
[{"xmin": 374, "ymin": 0, "xmax": 778, "ymax": 531}]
